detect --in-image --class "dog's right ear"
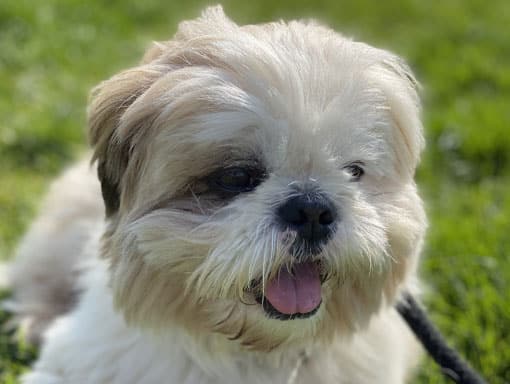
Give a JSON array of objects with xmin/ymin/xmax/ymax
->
[{"xmin": 87, "ymin": 65, "xmax": 166, "ymax": 216}]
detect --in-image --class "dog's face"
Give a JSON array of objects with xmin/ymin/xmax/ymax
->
[{"xmin": 89, "ymin": 6, "xmax": 426, "ymax": 351}]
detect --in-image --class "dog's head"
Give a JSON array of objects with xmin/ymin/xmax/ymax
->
[{"xmin": 88, "ymin": 6, "xmax": 426, "ymax": 351}]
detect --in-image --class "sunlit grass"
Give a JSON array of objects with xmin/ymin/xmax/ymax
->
[{"xmin": 1, "ymin": 1, "xmax": 509, "ymax": 382}]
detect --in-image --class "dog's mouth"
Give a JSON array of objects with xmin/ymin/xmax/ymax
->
[{"xmin": 252, "ymin": 261, "xmax": 323, "ymax": 320}]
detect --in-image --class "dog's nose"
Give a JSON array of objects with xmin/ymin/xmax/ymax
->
[{"xmin": 277, "ymin": 194, "xmax": 337, "ymax": 245}]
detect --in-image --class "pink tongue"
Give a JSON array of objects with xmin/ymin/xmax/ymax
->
[{"xmin": 264, "ymin": 262, "xmax": 322, "ymax": 315}]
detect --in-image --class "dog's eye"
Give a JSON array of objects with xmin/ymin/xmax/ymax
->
[
  {"xmin": 343, "ymin": 163, "xmax": 365, "ymax": 182},
  {"xmin": 212, "ymin": 167, "xmax": 264, "ymax": 193}
]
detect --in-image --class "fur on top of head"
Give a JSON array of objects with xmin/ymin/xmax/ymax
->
[{"xmin": 87, "ymin": 5, "xmax": 426, "ymax": 351}]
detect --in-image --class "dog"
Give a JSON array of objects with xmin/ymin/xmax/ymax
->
[{"xmin": 7, "ymin": 6, "xmax": 427, "ymax": 383}]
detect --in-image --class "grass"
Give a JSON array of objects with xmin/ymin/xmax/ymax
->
[{"xmin": 1, "ymin": 0, "xmax": 509, "ymax": 382}]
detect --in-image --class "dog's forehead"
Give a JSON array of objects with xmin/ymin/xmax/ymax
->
[
  {"xmin": 147, "ymin": 31, "xmax": 394, "ymax": 171},
  {"xmin": 148, "ymin": 80, "xmax": 392, "ymax": 182}
]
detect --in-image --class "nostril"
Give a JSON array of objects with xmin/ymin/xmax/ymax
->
[
  {"xmin": 280, "ymin": 205, "xmax": 308, "ymax": 226},
  {"xmin": 286, "ymin": 209, "xmax": 308, "ymax": 226},
  {"xmin": 318, "ymin": 210, "xmax": 334, "ymax": 225},
  {"xmin": 294, "ymin": 210, "xmax": 308, "ymax": 225}
]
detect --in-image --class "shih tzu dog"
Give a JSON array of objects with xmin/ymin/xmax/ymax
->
[{"xmin": 8, "ymin": 5, "xmax": 427, "ymax": 384}]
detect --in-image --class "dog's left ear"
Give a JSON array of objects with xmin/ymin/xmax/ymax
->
[
  {"xmin": 87, "ymin": 64, "xmax": 167, "ymax": 216},
  {"xmin": 369, "ymin": 55, "xmax": 425, "ymax": 178}
]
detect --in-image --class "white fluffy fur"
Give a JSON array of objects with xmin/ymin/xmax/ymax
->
[
  {"xmin": 8, "ymin": 6, "xmax": 427, "ymax": 383},
  {"xmin": 6, "ymin": 160, "xmax": 103, "ymax": 344}
]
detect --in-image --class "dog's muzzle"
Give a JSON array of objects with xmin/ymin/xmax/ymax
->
[{"xmin": 244, "ymin": 193, "xmax": 336, "ymax": 320}]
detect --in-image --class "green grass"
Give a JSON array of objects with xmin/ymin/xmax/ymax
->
[{"xmin": 1, "ymin": 0, "xmax": 509, "ymax": 382}]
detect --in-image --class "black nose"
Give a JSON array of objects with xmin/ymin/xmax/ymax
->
[{"xmin": 277, "ymin": 194, "xmax": 337, "ymax": 246}]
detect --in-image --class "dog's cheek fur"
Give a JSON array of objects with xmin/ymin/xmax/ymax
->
[
  {"xmin": 101, "ymin": 211, "xmax": 210, "ymax": 332},
  {"xmin": 380, "ymin": 184, "xmax": 426, "ymax": 296},
  {"xmin": 317, "ymin": 179, "xmax": 425, "ymax": 333}
]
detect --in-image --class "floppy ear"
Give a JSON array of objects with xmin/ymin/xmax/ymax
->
[
  {"xmin": 368, "ymin": 55, "xmax": 424, "ymax": 178},
  {"xmin": 387, "ymin": 57, "xmax": 424, "ymax": 176},
  {"xmin": 87, "ymin": 65, "xmax": 166, "ymax": 216}
]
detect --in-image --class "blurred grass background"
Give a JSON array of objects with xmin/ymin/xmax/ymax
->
[{"xmin": 1, "ymin": 0, "xmax": 509, "ymax": 382}]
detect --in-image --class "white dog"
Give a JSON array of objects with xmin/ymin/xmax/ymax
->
[{"xmin": 8, "ymin": 6, "xmax": 427, "ymax": 383}]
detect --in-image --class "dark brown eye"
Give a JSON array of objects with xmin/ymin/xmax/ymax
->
[
  {"xmin": 212, "ymin": 167, "xmax": 264, "ymax": 193},
  {"xmin": 343, "ymin": 163, "xmax": 365, "ymax": 181}
]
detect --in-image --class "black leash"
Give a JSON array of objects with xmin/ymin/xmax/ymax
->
[{"xmin": 396, "ymin": 292, "xmax": 487, "ymax": 384}]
